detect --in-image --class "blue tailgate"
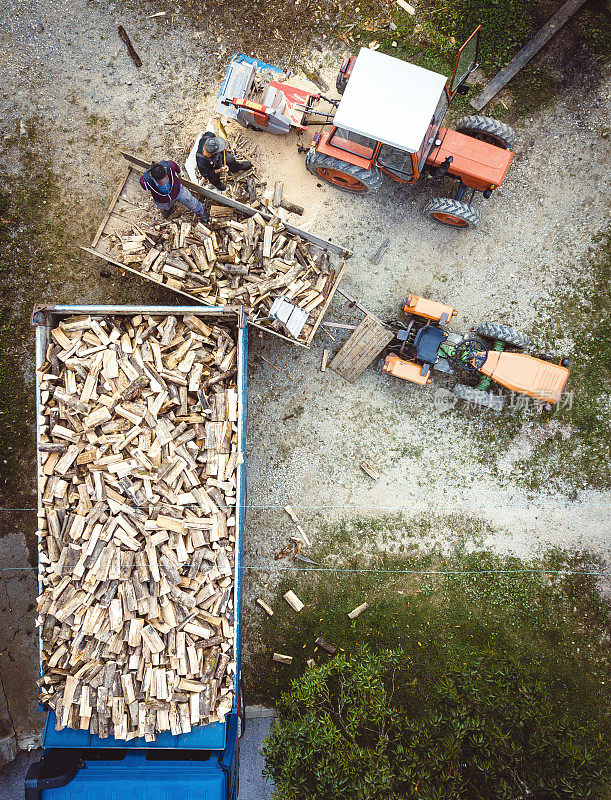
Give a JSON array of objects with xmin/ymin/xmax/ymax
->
[{"xmin": 39, "ymin": 750, "xmax": 225, "ymax": 800}]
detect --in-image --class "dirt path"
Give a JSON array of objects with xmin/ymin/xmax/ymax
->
[{"xmin": 0, "ymin": 0, "xmax": 608, "ymax": 752}]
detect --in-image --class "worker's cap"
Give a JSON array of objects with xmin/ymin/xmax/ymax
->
[{"xmin": 203, "ymin": 135, "xmax": 226, "ymax": 155}]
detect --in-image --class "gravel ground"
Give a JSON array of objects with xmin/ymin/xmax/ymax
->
[{"xmin": 0, "ymin": 0, "xmax": 609, "ymax": 765}]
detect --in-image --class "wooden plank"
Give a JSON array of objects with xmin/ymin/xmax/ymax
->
[
  {"xmin": 329, "ymin": 314, "xmax": 394, "ymax": 383},
  {"xmin": 470, "ymin": 0, "xmax": 587, "ymax": 111},
  {"xmin": 306, "ymin": 261, "xmax": 348, "ymax": 345},
  {"xmin": 91, "ymin": 167, "xmax": 132, "ymax": 248}
]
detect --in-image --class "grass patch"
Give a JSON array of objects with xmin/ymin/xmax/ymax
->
[
  {"xmin": 246, "ymin": 515, "xmax": 610, "ymax": 704},
  {"xmin": 516, "ymin": 231, "xmax": 611, "ymax": 489},
  {"xmin": 332, "ymin": 0, "xmax": 609, "ymax": 119},
  {"xmin": 334, "ymin": 0, "xmax": 538, "ymax": 94},
  {"xmin": 0, "ymin": 124, "xmax": 76, "ymax": 507}
]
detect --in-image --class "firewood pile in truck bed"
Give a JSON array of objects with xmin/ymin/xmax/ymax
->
[
  {"xmin": 36, "ymin": 312, "xmax": 241, "ymax": 741},
  {"xmin": 104, "ymin": 209, "xmax": 339, "ymax": 343}
]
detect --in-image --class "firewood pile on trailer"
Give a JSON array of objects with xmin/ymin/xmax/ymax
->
[
  {"xmin": 104, "ymin": 210, "xmax": 339, "ymax": 343},
  {"xmin": 35, "ymin": 312, "xmax": 241, "ymax": 741}
]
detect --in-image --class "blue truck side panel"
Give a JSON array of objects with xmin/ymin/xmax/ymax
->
[
  {"xmin": 42, "ymin": 710, "xmax": 228, "ymax": 750},
  {"xmin": 30, "ymin": 306, "xmax": 247, "ymax": 800}
]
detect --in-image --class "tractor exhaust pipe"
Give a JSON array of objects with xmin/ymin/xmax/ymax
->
[{"xmin": 435, "ymin": 156, "xmax": 453, "ymax": 178}]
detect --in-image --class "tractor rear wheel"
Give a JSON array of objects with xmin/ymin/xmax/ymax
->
[
  {"xmin": 305, "ymin": 151, "xmax": 383, "ymax": 194},
  {"xmin": 454, "ymin": 115, "xmax": 516, "ymax": 150},
  {"xmin": 475, "ymin": 322, "xmax": 530, "ymax": 349},
  {"xmin": 424, "ymin": 197, "xmax": 481, "ymax": 228},
  {"xmin": 452, "ymin": 383, "xmax": 506, "ymax": 411}
]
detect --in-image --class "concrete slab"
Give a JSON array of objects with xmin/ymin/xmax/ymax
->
[{"xmin": 239, "ymin": 716, "xmax": 275, "ymax": 799}]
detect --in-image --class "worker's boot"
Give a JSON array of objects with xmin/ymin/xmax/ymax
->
[
  {"xmin": 236, "ymin": 160, "xmax": 252, "ymax": 172},
  {"xmin": 161, "ymin": 209, "xmax": 172, "ymax": 219}
]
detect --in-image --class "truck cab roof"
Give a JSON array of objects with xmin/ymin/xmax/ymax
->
[{"xmin": 333, "ymin": 48, "xmax": 448, "ymax": 153}]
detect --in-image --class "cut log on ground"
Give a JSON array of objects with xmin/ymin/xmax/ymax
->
[
  {"xmin": 36, "ymin": 313, "xmax": 240, "ymax": 742},
  {"xmin": 283, "ymin": 590, "xmax": 305, "ymax": 613},
  {"xmin": 314, "ymin": 637, "xmax": 337, "ymax": 655},
  {"xmin": 256, "ymin": 599, "xmax": 274, "ymax": 617},
  {"xmin": 348, "ymin": 602, "xmax": 368, "ymax": 619}
]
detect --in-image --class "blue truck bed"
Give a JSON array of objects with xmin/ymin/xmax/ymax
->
[{"xmin": 28, "ymin": 306, "xmax": 248, "ymax": 800}]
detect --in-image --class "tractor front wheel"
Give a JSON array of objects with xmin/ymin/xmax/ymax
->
[
  {"xmin": 475, "ymin": 322, "xmax": 530, "ymax": 349},
  {"xmin": 424, "ymin": 197, "xmax": 481, "ymax": 228},
  {"xmin": 452, "ymin": 383, "xmax": 506, "ymax": 412},
  {"xmin": 454, "ymin": 115, "xmax": 516, "ymax": 150},
  {"xmin": 305, "ymin": 151, "xmax": 383, "ymax": 195}
]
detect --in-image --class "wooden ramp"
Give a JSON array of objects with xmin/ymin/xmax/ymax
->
[{"xmin": 329, "ymin": 314, "xmax": 394, "ymax": 383}]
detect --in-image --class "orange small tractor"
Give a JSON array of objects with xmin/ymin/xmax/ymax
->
[
  {"xmin": 217, "ymin": 28, "xmax": 515, "ymax": 227},
  {"xmin": 383, "ymin": 295, "xmax": 570, "ymax": 411}
]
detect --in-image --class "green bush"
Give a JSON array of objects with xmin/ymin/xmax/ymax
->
[{"xmin": 264, "ymin": 642, "xmax": 610, "ymax": 800}]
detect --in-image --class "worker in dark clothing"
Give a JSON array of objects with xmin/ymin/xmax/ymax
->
[
  {"xmin": 195, "ymin": 133, "xmax": 252, "ymax": 191},
  {"xmin": 140, "ymin": 160, "xmax": 209, "ymax": 222}
]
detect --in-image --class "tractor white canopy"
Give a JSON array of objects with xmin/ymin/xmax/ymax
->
[{"xmin": 333, "ymin": 48, "xmax": 448, "ymax": 153}]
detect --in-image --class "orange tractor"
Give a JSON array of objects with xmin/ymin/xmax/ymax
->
[
  {"xmin": 217, "ymin": 28, "xmax": 515, "ymax": 227},
  {"xmin": 383, "ymin": 295, "xmax": 570, "ymax": 411}
]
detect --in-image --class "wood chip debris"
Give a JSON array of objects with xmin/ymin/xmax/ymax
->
[
  {"xmin": 104, "ymin": 203, "xmax": 338, "ymax": 344},
  {"xmin": 283, "ymin": 504, "xmax": 311, "ymax": 546},
  {"xmin": 360, "ymin": 460, "xmax": 381, "ymax": 481},
  {"xmin": 36, "ymin": 313, "xmax": 241, "ymax": 741}
]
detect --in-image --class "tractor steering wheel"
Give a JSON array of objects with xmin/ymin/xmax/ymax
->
[{"xmin": 453, "ymin": 337, "xmax": 488, "ymax": 371}]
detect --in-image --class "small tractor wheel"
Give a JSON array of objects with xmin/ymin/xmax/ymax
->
[
  {"xmin": 475, "ymin": 322, "xmax": 530, "ymax": 349},
  {"xmin": 452, "ymin": 383, "xmax": 506, "ymax": 412},
  {"xmin": 305, "ymin": 150, "xmax": 383, "ymax": 194},
  {"xmin": 424, "ymin": 197, "xmax": 481, "ymax": 228},
  {"xmin": 454, "ymin": 115, "xmax": 516, "ymax": 149}
]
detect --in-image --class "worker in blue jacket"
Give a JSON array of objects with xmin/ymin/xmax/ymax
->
[{"xmin": 140, "ymin": 160, "xmax": 208, "ymax": 222}]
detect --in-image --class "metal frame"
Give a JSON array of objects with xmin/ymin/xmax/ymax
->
[
  {"xmin": 448, "ymin": 25, "xmax": 481, "ymax": 98},
  {"xmin": 33, "ymin": 305, "xmax": 247, "ymax": 751}
]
